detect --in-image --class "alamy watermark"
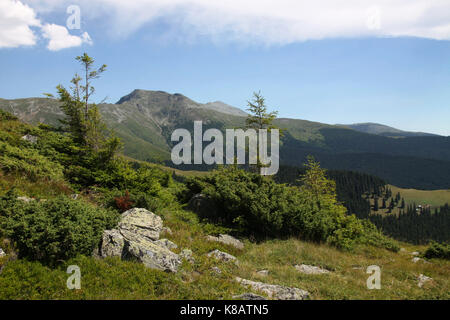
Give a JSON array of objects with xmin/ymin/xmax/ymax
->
[
  {"xmin": 66, "ymin": 5, "xmax": 81, "ymax": 30},
  {"xmin": 66, "ymin": 265, "xmax": 81, "ymax": 290},
  {"xmin": 366, "ymin": 265, "xmax": 381, "ymax": 289},
  {"xmin": 171, "ymin": 121, "xmax": 279, "ymax": 175}
]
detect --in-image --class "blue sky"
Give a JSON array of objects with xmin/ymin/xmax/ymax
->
[{"xmin": 1, "ymin": 0, "xmax": 450, "ymax": 135}]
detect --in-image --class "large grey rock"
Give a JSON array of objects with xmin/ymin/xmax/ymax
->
[
  {"xmin": 119, "ymin": 208, "xmax": 163, "ymax": 242},
  {"xmin": 294, "ymin": 264, "xmax": 330, "ymax": 275},
  {"xmin": 154, "ymin": 238, "xmax": 178, "ymax": 250},
  {"xmin": 417, "ymin": 274, "xmax": 433, "ymax": 288},
  {"xmin": 100, "ymin": 229, "xmax": 125, "ymax": 258},
  {"xmin": 233, "ymin": 293, "xmax": 266, "ymax": 300},
  {"xmin": 126, "ymin": 239, "xmax": 181, "ymax": 273},
  {"xmin": 100, "ymin": 208, "xmax": 181, "ymax": 272},
  {"xmin": 235, "ymin": 277, "xmax": 309, "ymax": 300},
  {"xmin": 207, "ymin": 249, "xmax": 237, "ymax": 263},
  {"xmin": 207, "ymin": 234, "xmax": 244, "ymax": 250}
]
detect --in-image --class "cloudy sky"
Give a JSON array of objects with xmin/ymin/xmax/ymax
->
[{"xmin": 1, "ymin": 0, "xmax": 450, "ymax": 135}]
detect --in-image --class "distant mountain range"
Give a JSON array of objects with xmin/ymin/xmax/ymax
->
[
  {"xmin": 337, "ymin": 123, "xmax": 439, "ymax": 138},
  {"xmin": 1, "ymin": 89, "xmax": 449, "ymax": 189}
]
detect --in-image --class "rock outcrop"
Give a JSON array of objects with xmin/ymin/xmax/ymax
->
[
  {"xmin": 235, "ymin": 277, "xmax": 309, "ymax": 300},
  {"xmin": 99, "ymin": 208, "xmax": 181, "ymax": 273},
  {"xmin": 180, "ymin": 249, "xmax": 195, "ymax": 264},
  {"xmin": 21, "ymin": 134, "xmax": 38, "ymax": 144},
  {"xmin": 207, "ymin": 249, "xmax": 237, "ymax": 263},
  {"xmin": 233, "ymin": 293, "xmax": 266, "ymax": 300},
  {"xmin": 206, "ymin": 234, "xmax": 244, "ymax": 250},
  {"xmin": 294, "ymin": 264, "xmax": 330, "ymax": 275},
  {"xmin": 417, "ymin": 274, "xmax": 433, "ymax": 288}
]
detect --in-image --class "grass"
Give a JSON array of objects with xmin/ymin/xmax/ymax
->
[
  {"xmin": 369, "ymin": 185, "xmax": 450, "ymax": 216},
  {"xmin": 389, "ymin": 185, "xmax": 450, "ymax": 209},
  {"xmin": 1, "ymin": 203, "xmax": 448, "ymax": 300}
]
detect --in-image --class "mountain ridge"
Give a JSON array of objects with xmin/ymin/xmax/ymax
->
[
  {"xmin": 338, "ymin": 122, "xmax": 440, "ymax": 138},
  {"xmin": 0, "ymin": 90, "xmax": 449, "ymax": 189}
]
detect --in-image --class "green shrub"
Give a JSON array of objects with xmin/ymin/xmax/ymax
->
[
  {"xmin": 186, "ymin": 164, "xmax": 398, "ymax": 251},
  {"xmin": 424, "ymin": 241, "xmax": 450, "ymax": 260},
  {"xmin": 0, "ymin": 141, "xmax": 64, "ymax": 181},
  {"xmin": 0, "ymin": 191, "xmax": 119, "ymax": 265}
]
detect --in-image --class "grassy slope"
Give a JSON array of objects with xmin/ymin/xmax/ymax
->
[
  {"xmin": 389, "ymin": 185, "xmax": 450, "ymax": 208},
  {"xmin": 369, "ymin": 185, "xmax": 450, "ymax": 216},
  {"xmin": 1, "ymin": 201, "xmax": 448, "ymax": 300},
  {"xmin": 0, "ymin": 114, "xmax": 448, "ymax": 300}
]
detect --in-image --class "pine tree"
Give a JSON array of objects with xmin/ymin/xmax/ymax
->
[
  {"xmin": 51, "ymin": 53, "xmax": 121, "ymax": 160},
  {"xmin": 245, "ymin": 91, "xmax": 280, "ymax": 171}
]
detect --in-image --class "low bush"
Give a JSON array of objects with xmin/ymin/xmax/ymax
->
[
  {"xmin": 0, "ymin": 191, "xmax": 119, "ymax": 265},
  {"xmin": 423, "ymin": 241, "xmax": 450, "ymax": 260},
  {"xmin": 186, "ymin": 161, "xmax": 398, "ymax": 251}
]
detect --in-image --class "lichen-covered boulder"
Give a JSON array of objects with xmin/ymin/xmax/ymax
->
[
  {"xmin": 294, "ymin": 264, "xmax": 330, "ymax": 275},
  {"xmin": 207, "ymin": 234, "xmax": 244, "ymax": 250},
  {"xmin": 126, "ymin": 239, "xmax": 181, "ymax": 273},
  {"xmin": 99, "ymin": 208, "xmax": 181, "ymax": 272},
  {"xmin": 207, "ymin": 249, "xmax": 237, "ymax": 263},
  {"xmin": 119, "ymin": 208, "xmax": 163, "ymax": 242},
  {"xmin": 235, "ymin": 277, "xmax": 309, "ymax": 300},
  {"xmin": 233, "ymin": 293, "xmax": 267, "ymax": 300},
  {"xmin": 154, "ymin": 238, "xmax": 178, "ymax": 250},
  {"xmin": 100, "ymin": 229, "xmax": 125, "ymax": 258}
]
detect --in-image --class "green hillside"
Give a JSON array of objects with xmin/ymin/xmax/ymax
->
[{"xmin": 1, "ymin": 90, "xmax": 449, "ymax": 190}]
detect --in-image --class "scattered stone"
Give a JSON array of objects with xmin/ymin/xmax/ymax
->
[
  {"xmin": 161, "ymin": 227, "xmax": 173, "ymax": 236},
  {"xmin": 235, "ymin": 277, "xmax": 309, "ymax": 300},
  {"xmin": 154, "ymin": 238, "xmax": 178, "ymax": 250},
  {"xmin": 412, "ymin": 257, "xmax": 421, "ymax": 263},
  {"xmin": 411, "ymin": 251, "xmax": 420, "ymax": 256},
  {"xmin": 256, "ymin": 270, "xmax": 269, "ymax": 276},
  {"xmin": 211, "ymin": 266, "xmax": 222, "ymax": 274},
  {"xmin": 180, "ymin": 249, "xmax": 195, "ymax": 264},
  {"xmin": 0, "ymin": 248, "xmax": 5, "ymax": 257},
  {"xmin": 21, "ymin": 134, "xmax": 38, "ymax": 144},
  {"xmin": 100, "ymin": 208, "xmax": 181, "ymax": 273},
  {"xmin": 17, "ymin": 196, "xmax": 35, "ymax": 202},
  {"xmin": 207, "ymin": 249, "xmax": 237, "ymax": 263},
  {"xmin": 417, "ymin": 274, "xmax": 433, "ymax": 288},
  {"xmin": 206, "ymin": 234, "xmax": 244, "ymax": 250},
  {"xmin": 233, "ymin": 293, "xmax": 266, "ymax": 300},
  {"xmin": 294, "ymin": 264, "xmax": 330, "ymax": 275},
  {"xmin": 70, "ymin": 194, "xmax": 79, "ymax": 200}
]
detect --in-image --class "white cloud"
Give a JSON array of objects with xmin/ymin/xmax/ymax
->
[
  {"xmin": 41, "ymin": 23, "xmax": 93, "ymax": 51},
  {"xmin": 0, "ymin": 0, "xmax": 93, "ymax": 51},
  {"xmin": 0, "ymin": 0, "xmax": 41, "ymax": 48},
  {"xmin": 16, "ymin": 0, "xmax": 450, "ymax": 44}
]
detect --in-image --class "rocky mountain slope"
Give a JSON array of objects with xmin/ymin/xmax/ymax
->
[{"xmin": 1, "ymin": 90, "xmax": 449, "ymax": 189}]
